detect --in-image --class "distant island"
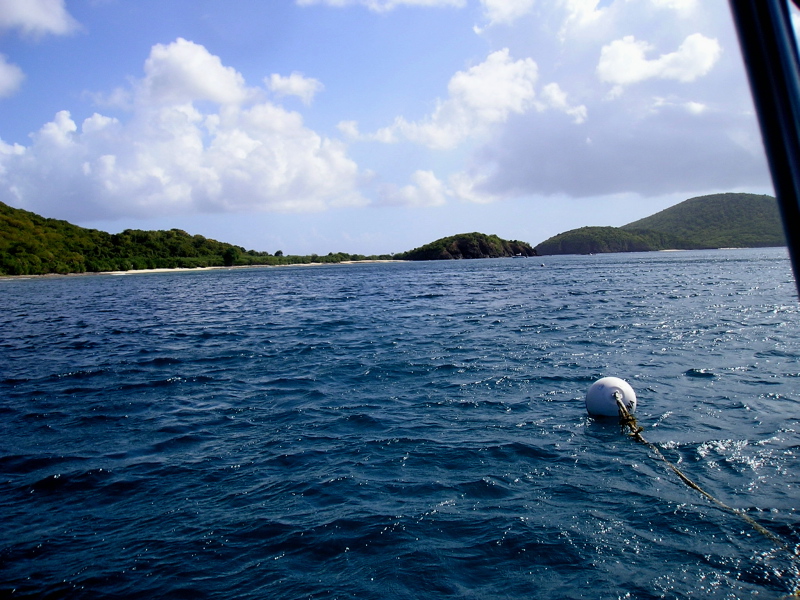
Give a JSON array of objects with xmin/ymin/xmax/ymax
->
[
  {"xmin": 0, "ymin": 201, "xmax": 398, "ymax": 276},
  {"xmin": 2, "ymin": 192, "xmax": 784, "ymax": 275},
  {"xmin": 397, "ymin": 233, "xmax": 537, "ymax": 261},
  {"xmin": 0, "ymin": 202, "xmax": 533, "ymax": 276},
  {"xmin": 535, "ymin": 193, "xmax": 785, "ymax": 255}
]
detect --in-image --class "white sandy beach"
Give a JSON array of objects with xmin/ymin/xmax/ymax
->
[{"xmin": 0, "ymin": 259, "xmax": 407, "ymax": 280}]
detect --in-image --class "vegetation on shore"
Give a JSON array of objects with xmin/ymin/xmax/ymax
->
[
  {"xmin": 0, "ymin": 203, "xmax": 535, "ymax": 276},
  {"xmin": 535, "ymin": 193, "xmax": 784, "ymax": 255},
  {"xmin": 533, "ymin": 226, "xmax": 694, "ymax": 256},
  {"xmin": 5, "ymin": 190, "xmax": 776, "ymax": 274},
  {"xmin": 0, "ymin": 202, "xmax": 393, "ymax": 276},
  {"xmin": 397, "ymin": 232, "xmax": 537, "ymax": 260}
]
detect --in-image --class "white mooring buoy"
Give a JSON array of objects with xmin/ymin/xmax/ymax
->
[{"xmin": 585, "ymin": 377, "xmax": 637, "ymax": 417}]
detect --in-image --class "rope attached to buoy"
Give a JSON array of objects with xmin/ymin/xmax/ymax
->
[
  {"xmin": 615, "ymin": 396, "xmax": 783, "ymax": 543},
  {"xmin": 582, "ymin": 378, "xmax": 799, "ymax": 595},
  {"xmin": 614, "ymin": 396, "xmax": 800, "ymax": 596}
]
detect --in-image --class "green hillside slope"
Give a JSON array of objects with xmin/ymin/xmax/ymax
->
[
  {"xmin": 0, "ymin": 202, "xmax": 250, "ymax": 275},
  {"xmin": 621, "ymin": 193, "xmax": 784, "ymax": 248},
  {"xmin": 0, "ymin": 201, "xmax": 389, "ymax": 275},
  {"xmin": 533, "ymin": 226, "xmax": 693, "ymax": 256},
  {"xmin": 536, "ymin": 193, "xmax": 784, "ymax": 255}
]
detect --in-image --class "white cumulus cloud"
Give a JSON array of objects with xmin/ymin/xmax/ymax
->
[
  {"xmin": 558, "ymin": 0, "xmax": 607, "ymax": 39},
  {"xmin": 535, "ymin": 83, "xmax": 587, "ymax": 124},
  {"xmin": 364, "ymin": 49, "xmax": 539, "ymax": 149},
  {"xmin": 0, "ymin": 39, "xmax": 365, "ymax": 220},
  {"xmin": 597, "ymin": 33, "xmax": 722, "ymax": 93},
  {"xmin": 480, "ymin": 0, "xmax": 536, "ymax": 24},
  {"xmin": 268, "ymin": 72, "xmax": 324, "ymax": 105},
  {"xmin": 450, "ymin": 170, "xmax": 504, "ymax": 204},
  {"xmin": 300, "ymin": 0, "xmax": 762, "ymax": 209},
  {"xmin": 0, "ymin": 0, "xmax": 77, "ymax": 99},
  {"xmin": 379, "ymin": 170, "xmax": 449, "ymax": 206},
  {"xmin": 359, "ymin": 49, "xmax": 587, "ymax": 149},
  {"xmin": 0, "ymin": 0, "xmax": 79, "ymax": 36},
  {"xmin": 684, "ymin": 101, "xmax": 707, "ymax": 114},
  {"xmin": 141, "ymin": 38, "xmax": 253, "ymax": 105},
  {"xmin": 0, "ymin": 54, "xmax": 24, "ymax": 97}
]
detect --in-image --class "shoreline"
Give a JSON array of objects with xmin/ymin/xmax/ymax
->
[{"xmin": 0, "ymin": 259, "xmax": 407, "ymax": 280}]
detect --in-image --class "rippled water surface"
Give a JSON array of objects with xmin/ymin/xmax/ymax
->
[{"xmin": 1, "ymin": 248, "xmax": 799, "ymax": 599}]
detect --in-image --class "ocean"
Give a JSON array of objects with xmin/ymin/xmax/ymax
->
[{"xmin": 1, "ymin": 248, "xmax": 798, "ymax": 599}]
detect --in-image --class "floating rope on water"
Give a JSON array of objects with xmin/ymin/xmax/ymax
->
[
  {"xmin": 581, "ymin": 376, "xmax": 800, "ymax": 595},
  {"xmin": 614, "ymin": 395, "xmax": 800, "ymax": 596},
  {"xmin": 614, "ymin": 396, "xmax": 785, "ymax": 544}
]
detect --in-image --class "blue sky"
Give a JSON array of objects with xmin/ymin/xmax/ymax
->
[{"xmin": 0, "ymin": 0, "xmax": 775, "ymax": 255}]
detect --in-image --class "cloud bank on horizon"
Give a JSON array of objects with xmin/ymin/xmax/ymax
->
[{"xmin": 0, "ymin": 0, "xmax": 773, "ymax": 248}]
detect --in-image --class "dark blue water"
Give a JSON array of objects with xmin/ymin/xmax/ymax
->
[{"xmin": 1, "ymin": 248, "xmax": 799, "ymax": 599}]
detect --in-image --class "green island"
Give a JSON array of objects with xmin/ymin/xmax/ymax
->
[
  {"xmin": 0, "ymin": 201, "xmax": 399, "ymax": 276},
  {"xmin": 0, "ymin": 202, "xmax": 534, "ymax": 276},
  {"xmin": 1, "ymin": 192, "xmax": 785, "ymax": 275},
  {"xmin": 399, "ymin": 232, "xmax": 536, "ymax": 261},
  {"xmin": 535, "ymin": 193, "xmax": 785, "ymax": 255}
]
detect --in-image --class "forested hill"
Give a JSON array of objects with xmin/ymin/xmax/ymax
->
[
  {"xmin": 398, "ymin": 233, "xmax": 537, "ymax": 260},
  {"xmin": 0, "ymin": 201, "xmax": 389, "ymax": 275},
  {"xmin": 621, "ymin": 193, "xmax": 783, "ymax": 247},
  {"xmin": 535, "ymin": 193, "xmax": 784, "ymax": 255},
  {"xmin": 0, "ymin": 203, "xmax": 533, "ymax": 275}
]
